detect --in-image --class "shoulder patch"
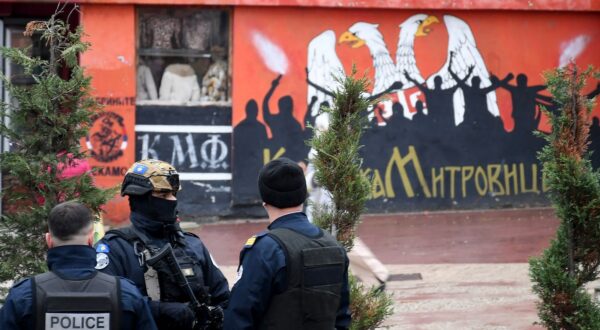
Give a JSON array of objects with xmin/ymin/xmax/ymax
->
[
  {"xmin": 95, "ymin": 252, "xmax": 110, "ymax": 270},
  {"xmin": 245, "ymin": 236, "xmax": 257, "ymax": 247},
  {"xmin": 95, "ymin": 243, "xmax": 110, "ymax": 253},
  {"xmin": 244, "ymin": 231, "xmax": 268, "ymax": 248}
]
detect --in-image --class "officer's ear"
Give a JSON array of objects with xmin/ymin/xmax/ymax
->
[
  {"xmin": 45, "ymin": 232, "xmax": 54, "ymax": 249},
  {"xmin": 86, "ymin": 225, "xmax": 94, "ymax": 246}
]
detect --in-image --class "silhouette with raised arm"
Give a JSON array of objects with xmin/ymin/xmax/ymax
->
[
  {"xmin": 449, "ymin": 52, "xmax": 512, "ymax": 128},
  {"xmin": 497, "ymin": 73, "xmax": 546, "ymax": 135},
  {"xmin": 404, "ymin": 62, "xmax": 473, "ymax": 128},
  {"xmin": 263, "ymin": 74, "xmax": 305, "ymax": 161}
]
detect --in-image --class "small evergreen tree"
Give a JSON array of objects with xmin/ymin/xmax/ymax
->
[
  {"xmin": 529, "ymin": 64, "xmax": 600, "ymax": 329},
  {"xmin": 309, "ymin": 67, "xmax": 393, "ymax": 329},
  {"xmin": 0, "ymin": 10, "xmax": 113, "ymax": 288}
]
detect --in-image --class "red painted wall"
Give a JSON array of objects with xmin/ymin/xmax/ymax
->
[
  {"xmin": 72, "ymin": 4, "xmax": 600, "ymax": 220},
  {"xmin": 80, "ymin": 4, "xmax": 136, "ymax": 224},
  {"xmin": 232, "ymin": 7, "xmax": 600, "ymax": 132}
]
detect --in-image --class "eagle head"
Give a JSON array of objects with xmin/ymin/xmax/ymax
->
[
  {"xmin": 400, "ymin": 14, "xmax": 439, "ymax": 38},
  {"xmin": 339, "ymin": 22, "xmax": 381, "ymax": 49},
  {"xmin": 416, "ymin": 15, "xmax": 439, "ymax": 37}
]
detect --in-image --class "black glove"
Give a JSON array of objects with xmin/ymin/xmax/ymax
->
[
  {"xmin": 206, "ymin": 306, "xmax": 224, "ymax": 330},
  {"xmin": 188, "ymin": 304, "xmax": 223, "ymax": 330},
  {"xmin": 157, "ymin": 301, "xmax": 195, "ymax": 330}
]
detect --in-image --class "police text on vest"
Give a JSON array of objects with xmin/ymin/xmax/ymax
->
[{"xmin": 45, "ymin": 313, "xmax": 109, "ymax": 330}]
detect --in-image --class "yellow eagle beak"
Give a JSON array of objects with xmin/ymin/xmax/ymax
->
[
  {"xmin": 339, "ymin": 31, "xmax": 365, "ymax": 48},
  {"xmin": 416, "ymin": 15, "xmax": 440, "ymax": 37}
]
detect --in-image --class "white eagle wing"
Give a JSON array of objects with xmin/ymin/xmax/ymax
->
[
  {"xmin": 307, "ymin": 30, "xmax": 345, "ymax": 116},
  {"xmin": 427, "ymin": 15, "xmax": 499, "ymax": 125},
  {"xmin": 396, "ymin": 14, "xmax": 427, "ymax": 88}
]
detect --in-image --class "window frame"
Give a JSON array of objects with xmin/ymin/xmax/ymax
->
[{"xmin": 135, "ymin": 6, "xmax": 233, "ymax": 107}]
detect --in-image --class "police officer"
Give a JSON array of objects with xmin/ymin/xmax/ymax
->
[
  {"xmin": 224, "ymin": 157, "xmax": 351, "ymax": 329},
  {"xmin": 0, "ymin": 201, "xmax": 157, "ymax": 330},
  {"xmin": 95, "ymin": 159, "xmax": 229, "ymax": 330}
]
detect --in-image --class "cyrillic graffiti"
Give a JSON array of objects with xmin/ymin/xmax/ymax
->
[
  {"xmin": 137, "ymin": 133, "xmax": 230, "ymax": 172},
  {"xmin": 95, "ymin": 96, "xmax": 136, "ymax": 106},
  {"xmin": 93, "ymin": 166, "xmax": 128, "ymax": 177},
  {"xmin": 360, "ymin": 146, "xmax": 546, "ymax": 200}
]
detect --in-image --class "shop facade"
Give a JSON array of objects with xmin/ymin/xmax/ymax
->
[{"xmin": 1, "ymin": 1, "xmax": 599, "ymax": 224}]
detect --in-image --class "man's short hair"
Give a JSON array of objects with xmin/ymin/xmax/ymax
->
[{"xmin": 48, "ymin": 201, "xmax": 93, "ymax": 241}]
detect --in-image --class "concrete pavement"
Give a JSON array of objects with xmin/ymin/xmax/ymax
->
[{"xmin": 188, "ymin": 207, "xmax": 559, "ymax": 329}]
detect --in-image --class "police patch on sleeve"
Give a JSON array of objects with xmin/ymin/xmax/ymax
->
[
  {"xmin": 95, "ymin": 243, "xmax": 110, "ymax": 253},
  {"xmin": 95, "ymin": 253, "xmax": 109, "ymax": 270}
]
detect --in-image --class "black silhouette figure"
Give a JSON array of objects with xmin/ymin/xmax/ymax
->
[
  {"xmin": 384, "ymin": 102, "xmax": 408, "ymax": 128},
  {"xmin": 404, "ymin": 69, "xmax": 473, "ymax": 129},
  {"xmin": 305, "ymin": 95, "xmax": 320, "ymax": 129},
  {"xmin": 379, "ymin": 102, "xmax": 410, "ymax": 143},
  {"xmin": 412, "ymin": 100, "xmax": 427, "ymax": 124},
  {"xmin": 233, "ymin": 99, "xmax": 269, "ymax": 204},
  {"xmin": 263, "ymin": 74, "xmax": 305, "ymax": 161},
  {"xmin": 302, "ymin": 97, "xmax": 330, "ymax": 144},
  {"xmin": 449, "ymin": 53, "xmax": 512, "ymax": 129},
  {"xmin": 497, "ymin": 73, "xmax": 546, "ymax": 135}
]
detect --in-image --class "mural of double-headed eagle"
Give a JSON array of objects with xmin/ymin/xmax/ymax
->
[{"xmin": 307, "ymin": 14, "xmax": 499, "ymax": 126}]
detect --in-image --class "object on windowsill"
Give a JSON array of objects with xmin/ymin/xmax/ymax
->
[
  {"xmin": 201, "ymin": 59, "xmax": 228, "ymax": 102},
  {"xmin": 137, "ymin": 64, "xmax": 158, "ymax": 101},
  {"xmin": 159, "ymin": 63, "xmax": 201, "ymax": 102}
]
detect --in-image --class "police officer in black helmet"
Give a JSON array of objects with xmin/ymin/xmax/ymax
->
[
  {"xmin": 224, "ymin": 157, "xmax": 351, "ymax": 329},
  {"xmin": 95, "ymin": 159, "xmax": 229, "ymax": 330},
  {"xmin": 0, "ymin": 201, "xmax": 157, "ymax": 330}
]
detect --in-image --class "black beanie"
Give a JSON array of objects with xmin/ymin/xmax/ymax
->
[{"xmin": 258, "ymin": 157, "xmax": 307, "ymax": 208}]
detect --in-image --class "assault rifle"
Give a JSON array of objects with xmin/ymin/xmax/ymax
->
[{"xmin": 146, "ymin": 243, "xmax": 223, "ymax": 330}]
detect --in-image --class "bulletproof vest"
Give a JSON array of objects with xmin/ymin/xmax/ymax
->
[
  {"xmin": 106, "ymin": 227, "xmax": 208, "ymax": 303},
  {"xmin": 33, "ymin": 271, "xmax": 121, "ymax": 330},
  {"xmin": 260, "ymin": 228, "xmax": 346, "ymax": 330}
]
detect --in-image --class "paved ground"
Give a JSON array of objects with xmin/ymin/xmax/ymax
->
[{"xmin": 188, "ymin": 207, "xmax": 560, "ymax": 329}]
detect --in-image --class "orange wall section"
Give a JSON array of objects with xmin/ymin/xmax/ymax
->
[
  {"xmin": 231, "ymin": 7, "xmax": 600, "ymax": 133},
  {"xmin": 80, "ymin": 4, "xmax": 136, "ymax": 225}
]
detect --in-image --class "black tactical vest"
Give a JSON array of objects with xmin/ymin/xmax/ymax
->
[
  {"xmin": 33, "ymin": 271, "xmax": 121, "ymax": 330},
  {"xmin": 260, "ymin": 228, "xmax": 346, "ymax": 330},
  {"xmin": 105, "ymin": 226, "xmax": 208, "ymax": 303}
]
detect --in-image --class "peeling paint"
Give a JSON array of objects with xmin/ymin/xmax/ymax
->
[{"xmin": 191, "ymin": 181, "xmax": 232, "ymax": 193}]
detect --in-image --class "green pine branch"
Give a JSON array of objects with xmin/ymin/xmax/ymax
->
[
  {"xmin": 0, "ymin": 10, "xmax": 114, "ymax": 289},
  {"xmin": 529, "ymin": 64, "xmax": 600, "ymax": 329},
  {"xmin": 308, "ymin": 66, "xmax": 393, "ymax": 329},
  {"xmin": 309, "ymin": 66, "xmax": 371, "ymax": 250}
]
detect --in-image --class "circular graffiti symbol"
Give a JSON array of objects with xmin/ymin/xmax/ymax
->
[{"xmin": 86, "ymin": 112, "xmax": 128, "ymax": 163}]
